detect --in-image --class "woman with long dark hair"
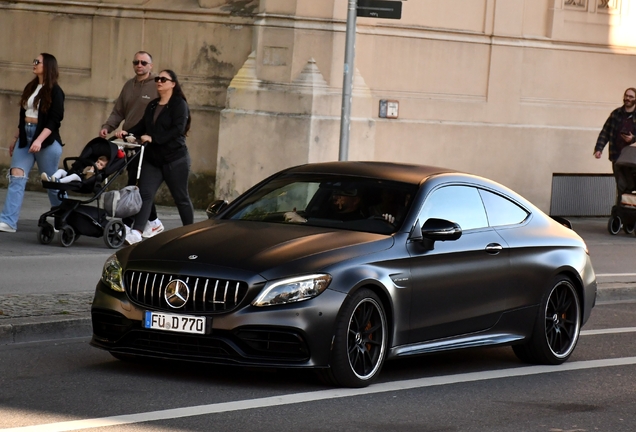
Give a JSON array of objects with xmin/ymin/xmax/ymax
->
[
  {"xmin": 117, "ymin": 69, "xmax": 193, "ymax": 244},
  {"xmin": 0, "ymin": 53, "xmax": 65, "ymax": 233}
]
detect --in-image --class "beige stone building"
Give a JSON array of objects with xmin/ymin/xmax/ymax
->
[{"xmin": 1, "ymin": 0, "xmax": 635, "ymax": 213}]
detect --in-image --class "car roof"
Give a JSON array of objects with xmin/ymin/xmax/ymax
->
[{"xmin": 283, "ymin": 161, "xmax": 455, "ymax": 185}]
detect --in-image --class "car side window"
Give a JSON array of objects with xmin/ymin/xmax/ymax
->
[
  {"xmin": 478, "ymin": 189, "xmax": 529, "ymax": 227},
  {"xmin": 419, "ymin": 185, "xmax": 488, "ymax": 230}
]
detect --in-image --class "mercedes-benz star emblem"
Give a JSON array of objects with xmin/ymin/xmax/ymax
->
[{"xmin": 164, "ymin": 279, "xmax": 190, "ymax": 309}]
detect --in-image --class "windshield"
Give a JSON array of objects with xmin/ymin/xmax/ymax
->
[{"xmin": 224, "ymin": 174, "xmax": 418, "ymax": 234}]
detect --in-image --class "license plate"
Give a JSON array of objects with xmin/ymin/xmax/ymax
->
[{"xmin": 143, "ymin": 311, "xmax": 207, "ymax": 335}]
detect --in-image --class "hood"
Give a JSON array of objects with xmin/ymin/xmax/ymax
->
[{"xmin": 128, "ymin": 220, "xmax": 392, "ymax": 276}]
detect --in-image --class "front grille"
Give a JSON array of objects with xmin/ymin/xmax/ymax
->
[
  {"xmin": 114, "ymin": 329, "xmax": 309, "ymax": 363},
  {"xmin": 124, "ymin": 271, "xmax": 248, "ymax": 313}
]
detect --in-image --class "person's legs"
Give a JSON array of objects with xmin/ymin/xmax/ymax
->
[
  {"xmin": 35, "ymin": 140, "xmax": 64, "ymax": 207},
  {"xmin": 57, "ymin": 173, "xmax": 81, "ymax": 183},
  {"xmin": 52, "ymin": 169, "xmax": 67, "ymax": 178},
  {"xmin": 0, "ymin": 126, "xmax": 37, "ymax": 231},
  {"xmin": 162, "ymin": 154, "xmax": 194, "ymax": 226},
  {"xmin": 129, "ymin": 160, "xmax": 164, "ymax": 240}
]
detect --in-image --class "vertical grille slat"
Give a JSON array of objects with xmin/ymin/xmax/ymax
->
[
  {"xmin": 151, "ymin": 274, "xmax": 157, "ymax": 306},
  {"xmin": 212, "ymin": 280, "xmax": 219, "ymax": 312},
  {"xmin": 202, "ymin": 280, "xmax": 209, "ymax": 312},
  {"xmin": 124, "ymin": 271, "xmax": 248, "ymax": 314}
]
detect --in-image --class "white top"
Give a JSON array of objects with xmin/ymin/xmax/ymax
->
[{"xmin": 24, "ymin": 84, "xmax": 42, "ymax": 118}]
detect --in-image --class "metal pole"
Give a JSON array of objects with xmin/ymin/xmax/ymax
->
[{"xmin": 339, "ymin": 0, "xmax": 357, "ymax": 161}]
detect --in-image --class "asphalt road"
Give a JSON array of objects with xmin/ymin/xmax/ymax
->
[{"xmin": 1, "ymin": 301, "xmax": 635, "ymax": 432}]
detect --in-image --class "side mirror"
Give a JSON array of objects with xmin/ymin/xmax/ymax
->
[
  {"xmin": 206, "ymin": 199, "xmax": 228, "ymax": 219},
  {"xmin": 421, "ymin": 218, "xmax": 462, "ymax": 241}
]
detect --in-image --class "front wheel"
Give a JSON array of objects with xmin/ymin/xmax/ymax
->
[
  {"xmin": 37, "ymin": 223, "xmax": 55, "ymax": 245},
  {"xmin": 104, "ymin": 219, "xmax": 126, "ymax": 249},
  {"xmin": 513, "ymin": 276, "xmax": 581, "ymax": 365},
  {"xmin": 59, "ymin": 225, "xmax": 76, "ymax": 247},
  {"xmin": 607, "ymin": 215, "xmax": 622, "ymax": 235},
  {"xmin": 624, "ymin": 221, "xmax": 636, "ymax": 235},
  {"xmin": 323, "ymin": 288, "xmax": 388, "ymax": 388}
]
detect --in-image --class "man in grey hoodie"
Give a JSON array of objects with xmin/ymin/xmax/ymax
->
[{"xmin": 99, "ymin": 51, "xmax": 164, "ymax": 238}]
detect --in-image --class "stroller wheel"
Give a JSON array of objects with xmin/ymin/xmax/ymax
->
[
  {"xmin": 104, "ymin": 219, "xmax": 126, "ymax": 249},
  {"xmin": 607, "ymin": 215, "xmax": 622, "ymax": 235},
  {"xmin": 623, "ymin": 221, "xmax": 636, "ymax": 235},
  {"xmin": 37, "ymin": 223, "xmax": 55, "ymax": 245},
  {"xmin": 59, "ymin": 225, "xmax": 76, "ymax": 247}
]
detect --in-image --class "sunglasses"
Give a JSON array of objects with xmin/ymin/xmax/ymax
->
[
  {"xmin": 154, "ymin": 76, "xmax": 174, "ymax": 83},
  {"xmin": 33, "ymin": 59, "xmax": 42, "ymax": 65},
  {"xmin": 132, "ymin": 60, "xmax": 150, "ymax": 66}
]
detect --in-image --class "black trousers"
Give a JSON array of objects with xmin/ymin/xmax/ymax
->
[{"xmin": 132, "ymin": 153, "xmax": 194, "ymax": 231}]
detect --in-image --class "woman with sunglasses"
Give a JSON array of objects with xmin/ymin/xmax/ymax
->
[
  {"xmin": 117, "ymin": 70, "xmax": 193, "ymax": 244},
  {"xmin": 0, "ymin": 53, "xmax": 64, "ymax": 233}
]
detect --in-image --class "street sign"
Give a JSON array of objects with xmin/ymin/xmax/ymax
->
[{"xmin": 357, "ymin": 0, "xmax": 402, "ymax": 19}]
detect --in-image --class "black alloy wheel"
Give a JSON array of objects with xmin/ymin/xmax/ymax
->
[
  {"xmin": 37, "ymin": 223, "xmax": 55, "ymax": 245},
  {"xmin": 513, "ymin": 276, "xmax": 581, "ymax": 365},
  {"xmin": 325, "ymin": 288, "xmax": 388, "ymax": 388}
]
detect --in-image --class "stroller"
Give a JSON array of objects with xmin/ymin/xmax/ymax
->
[
  {"xmin": 38, "ymin": 137, "xmax": 141, "ymax": 248},
  {"xmin": 607, "ymin": 144, "xmax": 636, "ymax": 235}
]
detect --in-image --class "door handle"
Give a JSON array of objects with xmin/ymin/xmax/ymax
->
[{"xmin": 485, "ymin": 243, "xmax": 503, "ymax": 254}]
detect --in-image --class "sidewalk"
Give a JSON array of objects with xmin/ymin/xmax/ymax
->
[
  {"xmin": 0, "ymin": 189, "xmax": 207, "ymax": 344},
  {"xmin": 1, "ymin": 190, "xmax": 636, "ymax": 345}
]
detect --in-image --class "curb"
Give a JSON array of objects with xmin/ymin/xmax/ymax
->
[{"xmin": 0, "ymin": 315, "xmax": 92, "ymax": 345}]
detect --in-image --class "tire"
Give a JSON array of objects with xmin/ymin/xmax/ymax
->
[
  {"xmin": 58, "ymin": 225, "xmax": 76, "ymax": 247},
  {"xmin": 104, "ymin": 219, "xmax": 126, "ymax": 249},
  {"xmin": 37, "ymin": 223, "xmax": 55, "ymax": 245},
  {"xmin": 624, "ymin": 221, "xmax": 636, "ymax": 235},
  {"xmin": 513, "ymin": 276, "xmax": 581, "ymax": 365},
  {"xmin": 607, "ymin": 215, "xmax": 622, "ymax": 235},
  {"xmin": 325, "ymin": 288, "xmax": 388, "ymax": 388}
]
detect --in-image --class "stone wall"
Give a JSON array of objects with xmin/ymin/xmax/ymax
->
[{"xmin": 1, "ymin": 0, "xmax": 636, "ymax": 212}]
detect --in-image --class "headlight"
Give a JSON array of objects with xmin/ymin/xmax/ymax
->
[
  {"xmin": 252, "ymin": 274, "xmax": 332, "ymax": 307},
  {"xmin": 101, "ymin": 254, "xmax": 124, "ymax": 292}
]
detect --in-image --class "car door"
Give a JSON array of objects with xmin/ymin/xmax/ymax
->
[{"xmin": 406, "ymin": 185, "xmax": 513, "ymax": 343}]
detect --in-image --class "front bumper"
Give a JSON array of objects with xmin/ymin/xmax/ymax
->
[{"xmin": 90, "ymin": 281, "xmax": 346, "ymax": 368}]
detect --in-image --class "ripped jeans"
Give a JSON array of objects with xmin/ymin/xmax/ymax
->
[{"xmin": 0, "ymin": 123, "xmax": 63, "ymax": 230}]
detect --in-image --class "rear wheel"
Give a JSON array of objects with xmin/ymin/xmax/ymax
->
[
  {"xmin": 322, "ymin": 288, "xmax": 388, "ymax": 388},
  {"xmin": 623, "ymin": 221, "xmax": 636, "ymax": 235},
  {"xmin": 104, "ymin": 219, "xmax": 126, "ymax": 249},
  {"xmin": 513, "ymin": 276, "xmax": 581, "ymax": 365},
  {"xmin": 59, "ymin": 225, "xmax": 75, "ymax": 247},
  {"xmin": 37, "ymin": 223, "xmax": 55, "ymax": 245},
  {"xmin": 607, "ymin": 215, "xmax": 622, "ymax": 235}
]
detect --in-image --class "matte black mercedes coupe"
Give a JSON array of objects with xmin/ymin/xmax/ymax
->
[{"xmin": 91, "ymin": 162, "xmax": 597, "ymax": 387}]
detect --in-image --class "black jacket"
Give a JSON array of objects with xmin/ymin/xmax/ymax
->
[
  {"xmin": 18, "ymin": 84, "xmax": 65, "ymax": 149},
  {"xmin": 127, "ymin": 94, "xmax": 189, "ymax": 166}
]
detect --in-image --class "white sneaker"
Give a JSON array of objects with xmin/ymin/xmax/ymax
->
[
  {"xmin": 125, "ymin": 229, "xmax": 143, "ymax": 245},
  {"xmin": 142, "ymin": 219, "xmax": 164, "ymax": 238},
  {"xmin": 0, "ymin": 222, "xmax": 16, "ymax": 233}
]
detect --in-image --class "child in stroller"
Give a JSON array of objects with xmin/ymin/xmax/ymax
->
[
  {"xmin": 37, "ymin": 136, "xmax": 138, "ymax": 248},
  {"xmin": 41, "ymin": 155, "xmax": 109, "ymax": 184}
]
